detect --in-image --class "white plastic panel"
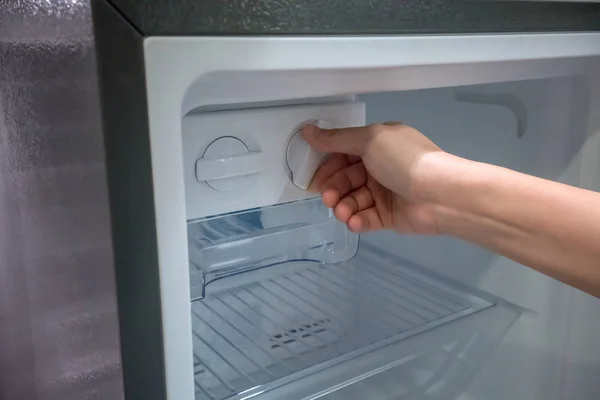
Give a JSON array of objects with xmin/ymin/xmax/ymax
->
[
  {"xmin": 359, "ymin": 73, "xmax": 600, "ymax": 400},
  {"xmin": 358, "ymin": 75, "xmax": 592, "ymax": 298},
  {"xmin": 183, "ymin": 102, "xmax": 365, "ymax": 219}
]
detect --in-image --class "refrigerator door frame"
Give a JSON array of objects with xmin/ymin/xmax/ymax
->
[{"xmin": 142, "ymin": 33, "xmax": 600, "ymax": 400}]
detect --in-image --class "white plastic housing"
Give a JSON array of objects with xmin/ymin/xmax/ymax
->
[
  {"xmin": 286, "ymin": 119, "xmax": 331, "ymax": 190},
  {"xmin": 183, "ymin": 102, "xmax": 365, "ymax": 219}
]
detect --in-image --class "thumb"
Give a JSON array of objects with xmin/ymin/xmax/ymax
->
[{"xmin": 302, "ymin": 124, "xmax": 371, "ymax": 156}]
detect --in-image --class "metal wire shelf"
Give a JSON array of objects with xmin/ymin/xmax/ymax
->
[{"xmin": 191, "ymin": 247, "xmax": 493, "ymax": 400}]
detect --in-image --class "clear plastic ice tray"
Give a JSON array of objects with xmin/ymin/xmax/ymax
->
[{"xmin": 187, "ymin": 198, "xmax": 359, "ymax": 299}]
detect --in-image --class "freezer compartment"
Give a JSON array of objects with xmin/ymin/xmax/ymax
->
[
  {"xmin": 187, "ymin": 198, "xmax": 359, "ymax": 299},
  {"xmin": 190, "ymin": 242, "xmax": 508, "ymax": 400},
  {"xmin": 184, "ymin": 74, "xmax": 592, "ymax": 399}
]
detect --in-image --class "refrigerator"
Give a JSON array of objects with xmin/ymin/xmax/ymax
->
[
  {"xmin": 140, "ymin": 34, "xmax": 600, "ymax": 400},
  {"xmin": 3, "ymin": 1, "xmax": 600, "ymax": 400}
]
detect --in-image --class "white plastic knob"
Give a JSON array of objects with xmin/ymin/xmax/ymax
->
[
  {"xmin": 196, "ymin": 137, "xmax": 262, "ymax": 192},
  {"xmin": 286, "ymin": 120, "xmax": 330, "ymax": 190}
]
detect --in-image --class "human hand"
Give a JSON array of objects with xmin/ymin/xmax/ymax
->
[{"xmin": 302, "ymin": 122, "xmax": 443, "ymax": 234}]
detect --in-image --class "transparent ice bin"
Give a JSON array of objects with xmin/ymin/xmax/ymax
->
[{"xmin": 187, "ymin": 198, "xmax": 359, "ymax": 299}]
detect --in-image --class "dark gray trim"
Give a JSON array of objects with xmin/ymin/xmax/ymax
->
[
  {"xmin": 91, "ymin": 1, "xmax": 167, "ymax": 399},
  {"xmin": 108, "ymin": 0, "xmax": 600, "ymax": 36}
]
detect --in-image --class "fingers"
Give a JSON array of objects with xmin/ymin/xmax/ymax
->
[
  {"xmin": 302, "ymin": 124, "xmax": 372, "ymax": 155},
  {"xmin": 347, "ymin": 209, "xmax": 384, "ymax": 233},
  {"xmin": 320, "ymin": 162, "xmax": 367, "ymax": 208},
  {"xmin": 308, "ymin": 154, "xmax": 352, "ymax": 192},
  {"xmin": 333, "ymin": 186, "xmax": 374, "ymax": 223}
]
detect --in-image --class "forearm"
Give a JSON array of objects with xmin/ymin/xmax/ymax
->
[{"xmin": 418, "ymin": 153, "xmax": 600, "ymax": 297}]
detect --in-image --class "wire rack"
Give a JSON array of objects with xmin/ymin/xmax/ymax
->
[{"xmin": 191, "ymin": 249, "xmax": 492, "ymax": 400}]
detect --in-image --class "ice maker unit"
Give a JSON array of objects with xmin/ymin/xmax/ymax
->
[
  {"xmin": 183, "ymin": 101, "xmax": 365, "ymax": 219},
  {"xmin": 138, "ymin": 33, "xmax": 600, "ymax": 400}
]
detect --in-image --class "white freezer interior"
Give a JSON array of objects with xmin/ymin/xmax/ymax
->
[
  {"xmin": 184, "ymin": 74, "xmax": 600, "ymax": 400},
  {"xmin": 360, "ymin": 76, "xmax": 600, "ymax": 400},
  {"xmin": 143, "ymin": 34, "xmax": 600, "ymax": 400}
]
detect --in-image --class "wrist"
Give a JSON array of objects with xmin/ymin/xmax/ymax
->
[
  {"xmin": 411, "ymin": 152, "xmax": 464, "ymax": 203},
  {"xmin": 411, "ymin": 151, "xmax": 484, "ymax": 235}
]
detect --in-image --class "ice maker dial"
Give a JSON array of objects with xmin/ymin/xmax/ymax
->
[
  {"xmin": 286, "ymin": 120, "xmax": 330, "ymax": 190},
  {"xmin": 195, "ymin": 136, "xmax": 262, "ymax": 192}
]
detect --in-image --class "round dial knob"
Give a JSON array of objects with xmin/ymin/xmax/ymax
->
[
  {"xmin": 286, "ymin": 120, "xmax": 331, "ymax": 190},
  {"xmin": 200, "ymin": 137, "xmax": 252, "ymax": 192}
]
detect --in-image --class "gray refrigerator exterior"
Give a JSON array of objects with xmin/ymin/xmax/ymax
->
[
  {"xmin": 0, "ymin": 1, "xmax": 123, "ymax": 400},
  {"xmin": 2, "ymin": 1, "xmax": 600, "ymax": 400},
  {"xmin": 109, "ymin": 0, "xmax": 600, "ymax": 35}
]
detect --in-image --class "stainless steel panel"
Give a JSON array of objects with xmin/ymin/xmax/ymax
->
[{"xmin": 0, "ymin": 1, "xmax": 123, "ymax": 399}]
